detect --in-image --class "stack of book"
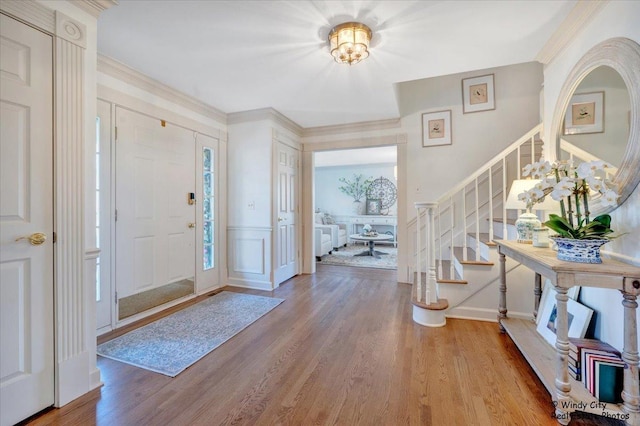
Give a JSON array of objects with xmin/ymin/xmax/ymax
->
[{"xmin": 569, "ymin": 337, "xmax": 624, "ymax": 404}]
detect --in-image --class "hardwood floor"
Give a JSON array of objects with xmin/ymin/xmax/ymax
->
[{"xmin": 24, "ymin": 265, "xmax": 620, "ymax": 426}]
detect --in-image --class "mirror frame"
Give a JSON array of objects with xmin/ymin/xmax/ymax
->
[{"xmin": 552, "ymin": 37, "xmax": 640, "ymax": 215}]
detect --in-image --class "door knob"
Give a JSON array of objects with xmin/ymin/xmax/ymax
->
[
  {"xmin": 278, "ymin": 217, "xmax": 285, "ymax": 222},
  {"xmin": 188, "ymin": 223, "xmax": 196, "ymax": 229},
  {"xmin": 15, "ymin": 232, "xmax": 47, "ymax": 246}
]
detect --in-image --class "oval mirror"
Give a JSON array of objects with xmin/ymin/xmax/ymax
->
[
  {"xmin": 559, "ymin": 66, "xmax": 629, "ymax": 170},
  {"xmin": 552, "ymin": 37, "xmax": 640, "ymax": 216}
]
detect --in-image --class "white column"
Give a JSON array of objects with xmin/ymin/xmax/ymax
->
[{"xmin": 54, "ymin": 11, "xmax": 91, "ymax": 406}]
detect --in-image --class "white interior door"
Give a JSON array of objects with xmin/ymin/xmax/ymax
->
[
  {"xmin": 274, "ymin": 142, "xmax": 299, "ymax": 285},
  {"xmin": 115, "ymin": 108, "xmax": 195, "ymax": 308},
  {"xmin": 0, "ymin": 14, "xmax": 54, "ymax": 426}
]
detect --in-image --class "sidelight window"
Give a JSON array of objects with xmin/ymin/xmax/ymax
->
[{"xmin": 203, "ymin": 147, "xmax": 215, "ymax": 270}]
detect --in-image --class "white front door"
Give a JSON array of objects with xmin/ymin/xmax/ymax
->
[
  {"xmin": 115, "ymin": 108, "xmax": 195, "ymax": 311},
  {"xmin": 0, "ymin": 14, "xmax": 54, "ymax": 426},
  {"xmin": 274, "ymin": 142, "xmax": 299, "ymax": 285}
]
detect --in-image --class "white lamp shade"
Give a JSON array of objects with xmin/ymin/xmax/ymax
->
[{"xmin": 505, "ymin": 179, "xmax": 559, "ymax": 212}]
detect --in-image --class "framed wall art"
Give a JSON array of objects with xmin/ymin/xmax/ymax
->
[
  {"xmin": 462, "ymin": 74, "xmax": 495, "ymax": 113},
  {"xmin": 366, "ymin": 198, "xmax": 381, "ymax": 215},
  {"xmin": 422, "ymin": 110, "xmax": 452, "ymax": 147},
  {"xmin": 563, "ymin": 91, "xmax": 604, "ymax": 134}
]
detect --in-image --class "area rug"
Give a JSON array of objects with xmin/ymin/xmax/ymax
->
[
  {"xmin": 97, "ymin": 291, "xmax": 284, "ymax": 377},
  {"xmin": 319, "ymin": 244, "xmax": 397, "ymax": 270}
]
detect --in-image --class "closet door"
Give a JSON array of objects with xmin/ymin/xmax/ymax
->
[
  {"xmin": 115, "ymin": 108, "xmax": 195, "ymax": 317},
  {"xmin": 0, "ymin": 14, "xmax": 54, "ymax": 425}
]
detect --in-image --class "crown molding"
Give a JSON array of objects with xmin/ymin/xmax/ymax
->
[
  {"xmin": 227, "ymin": 107, "xmax": 303, "ymax": 136},
  {"xmin": 0, "ymin": 0, "xmax": 55, "ymax": 33},
  {"xmin": 73, "ymin": 0, "xmax": 119, "ymax": 18},
  {"xmin": 303, "ymin": 133, "xmax": 407, "ymax": 153},
  {"xmin": 535, "ymin": 0, "xmax": 609, "ymax": 65},
  {"xmin": 302, "ymin": 118, "xmax": 401, "ymax": 139},
  {"xmin": 98, "ymin": 54, "xmax": 227, "ymax": 125}
]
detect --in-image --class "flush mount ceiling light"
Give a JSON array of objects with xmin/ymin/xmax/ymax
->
[{"xmin": 328, "ymin": 22, "xmax": 372, "ymax": 65}]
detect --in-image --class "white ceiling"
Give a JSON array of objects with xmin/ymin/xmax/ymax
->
[{"xmin": 97, "ymin": 0, "xmax": 576, "ymax": 129}]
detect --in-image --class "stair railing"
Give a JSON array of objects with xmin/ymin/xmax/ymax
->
[
  {"xmin": 559, "ymin": 138, "xmax": 618, "ymax": 179},
  {"xmin": 412, "ymin": 123, "xmax": 543, "ymax": 283}
]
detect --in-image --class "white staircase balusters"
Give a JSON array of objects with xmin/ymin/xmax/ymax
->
[{"xmin": 411, "ymin": 124, "xmax": 544, "ymax": 326}]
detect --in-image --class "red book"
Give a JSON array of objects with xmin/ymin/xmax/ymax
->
[{"xmin": 584, "ymin": 352, "xmax": 623, "ymax": 394}]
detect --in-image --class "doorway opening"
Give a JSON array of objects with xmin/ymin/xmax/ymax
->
[{"xmin": 313, "ymin": 146, "xmax": 397, "ymax": 270}]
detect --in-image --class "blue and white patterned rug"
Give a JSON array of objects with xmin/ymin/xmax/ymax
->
[
  {"xmin": 97, "ymin": 291, "xmax": 284, "ymax": 377},
  {"xmin": 319, "ymin": 244, "xmax": 397, "ymax": 270}
]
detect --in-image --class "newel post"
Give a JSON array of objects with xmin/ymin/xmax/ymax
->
[{"xmin": 413, "ymin": 202, "xmax": 447, "ymax": 327}]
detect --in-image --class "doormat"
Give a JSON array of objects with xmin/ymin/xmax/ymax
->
[{"xmin": 97, "ymin": 291, "xmax": 284, "ymax": 377}]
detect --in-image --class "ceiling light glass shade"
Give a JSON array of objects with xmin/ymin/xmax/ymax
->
[{"xmin": 328, "ymin": 22, "xmax": 372, "ymax": 65}]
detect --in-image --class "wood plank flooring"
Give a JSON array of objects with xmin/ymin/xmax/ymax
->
[{"xmin": 23, "ymin": 265, "xmax": 620, "ymax": 426}]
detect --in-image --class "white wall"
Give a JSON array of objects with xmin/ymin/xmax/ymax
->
[
  {"xmin": 227, "ymin": 120, "xmax": 273, "ymax": 228},
  {"xmin": 315, "ymin": 163, "xmax": 397, "ymax": 217},
  {"xmin": 543, "ymin": 0, "xmax": 640, "ymax": 351},
  {"xmin": 397, "ymin": 61, "xmax": 543, "ymax": 211}
]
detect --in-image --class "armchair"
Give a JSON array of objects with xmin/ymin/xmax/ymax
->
[
  {"xmin": 315, "ymin": 228, "xmax": 332, "ymax": 261},
  {"xmin": 314, "ymin": 213, "xmax": 347, "ymax": 250}
]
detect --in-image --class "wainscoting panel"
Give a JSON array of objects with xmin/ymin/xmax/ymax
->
[{"xmin": 227, "ymin": 227, "xmax": 272, "ymax": 290}]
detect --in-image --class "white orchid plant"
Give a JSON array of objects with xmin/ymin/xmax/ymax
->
[{"xmin": 518, "ymin": 159, "xmax": 619, "ymax": 240}]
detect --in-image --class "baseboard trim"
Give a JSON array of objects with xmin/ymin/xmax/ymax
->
[
  {"xmin": 56, "ymin": 351, "xmax": 91, "ymax": 406},
  {"xmin": 226, "ymin": 278, "xmax": 274, "ymax": 291},
  {"xmin": 89, "ymin": 367, "xmax": 103, "ymax": 392}
]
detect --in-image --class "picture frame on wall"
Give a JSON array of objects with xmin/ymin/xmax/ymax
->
[
  {"xmin": 563, "ymin": 91, "xmax": 604, "ymax": 135},
  {"xmin": 366, "ymin": 198, "xmax": 381, "ymax": 215},
  {"xmin": 462, "ymin": 74, "xmax": 495, "ymax": 113},
  {"xmin": 536, "ymin": 294, "xmax": 593, "ymax": 347},
  {"xmin": 422, "ymin": 110, "xmax": 452, "ymax": 147}
]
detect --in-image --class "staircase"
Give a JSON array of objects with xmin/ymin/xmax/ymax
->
[{"xmin": 411, "ymin": 124, "xmax": 544, "ymax": 326}]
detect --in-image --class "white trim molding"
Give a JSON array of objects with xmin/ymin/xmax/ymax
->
[
  {"xmin": 535, "ymin": 0, "xmax": 609, "ymax": 64},
  {"xmin": 0, "ymin": 0, "xmax": 55, "ymax": 32},
  {"xmin": 228, "ymin": 107, "xmax": 303, "ymax": 137},
  {"xmin": 302, "ymin": 133, "xmax": 407, "ymax": 153},
  {"xmin": 302, "ymin": 117, "xmax": 402, "ymax": 139},
  {"xmin": 73, "ymin": 0, "xmax": 119, "ymax": 18},
  {"xmin": 55, "ymin": 11, "xmax": 86, "ymax": 48},
  {"xmin": 227, "ymin": 227, "xmax": 273, "ymax": 290},
  {"xmin": 98, "ymin": 54, "xmax": 227, "ymax": 126}
]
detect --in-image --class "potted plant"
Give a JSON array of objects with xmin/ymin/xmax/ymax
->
[
  {"xmin": 518, "ymin": 159, "xmax": 619, "ymax": 263},
  {"xmin": 338, "ymin": 174, "xmax": 373, "ymax": 215}
]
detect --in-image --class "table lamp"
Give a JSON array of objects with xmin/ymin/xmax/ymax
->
[{"xmin": 505, "ymin": 179, "xmax": 558, "ymax": 244}]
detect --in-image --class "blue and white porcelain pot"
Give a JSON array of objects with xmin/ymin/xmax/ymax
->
[{"xmin": 551, "ymin": 237, "xmax": 609, "ymax": 264}]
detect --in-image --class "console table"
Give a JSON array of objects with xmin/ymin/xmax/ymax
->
[
  {"xmin": 334, "ymin": 215, "xmax": 397, "ymax": 246},
  {"xmin": 496, "ymin": 240, "xmax": 640, "ymax": 425}
]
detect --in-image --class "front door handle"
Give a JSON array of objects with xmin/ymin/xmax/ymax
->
[
  {"xmin": 16, "ymin": 232, "xmax": 47, "ymax": 246},
  {"xmin": 188, "ymin": 223, "xmax": 196, "ymax": 229}
]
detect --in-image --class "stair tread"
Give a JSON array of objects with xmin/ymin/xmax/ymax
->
[
  {"xmin": 490, "ymin": 218, "xmax": 517, "ymax": 225},
  {"xmin": 467, "ymin": 232, "xmax": 501, "ymax": 246},
  {"xmin": 435, "ymin": 261, "xmax": 467, "ymax": 284},
  {"xmin": 453, "ymin": 246, "xmax": 494, "ymax": 266}
]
